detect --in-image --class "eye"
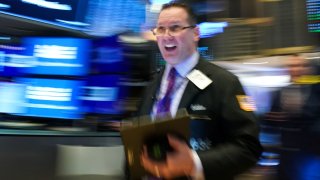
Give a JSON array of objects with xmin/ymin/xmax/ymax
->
[
  {"xmin": 170, "ymin": 25, "xmax": 182, "ymax": 32},
  {"xmin": 157, "ymin": 26, "xmax": 166, "ymax": 33}
]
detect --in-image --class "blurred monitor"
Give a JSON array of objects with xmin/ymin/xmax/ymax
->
[
  {"xmin": 81, "ymin": 75, "xmax": 125, "ymax": 115},
  {"xmin": 0, "ymin": 44, "xmax": 30, "ymax": 77},
  {"xmin": 22, "ymin": 37, "xmax": 91, "ymax": 76},
  {"xmin": 90, "ymin": 36, "xmax": 126, "ymax": 74},
  {"xmin": 14, "ymin": 77, "xmax": 84, "ymax": 120},
  {"xmin": 1, "ymin": 0, "xmax": 146, "ymax": 36},
  {"xmin": 0, "ymin": 81, "xmax": 25, "ymax": 114},
  {"xmin": 307, "ymin": 0, "xmax": 320, "ymax": 32},
  {"xmin": 85, "ymin": 0, "xmax": 145, "ymax": 36},
  {"xmin": 121, "ymin": 40, "xmax": 156, "ymax": 80},
  {"xmin": 0, "ymin": 0, "xmax": 90, "ymax": 30}
]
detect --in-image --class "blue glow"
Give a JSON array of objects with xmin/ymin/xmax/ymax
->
[
  {"xmin": 15, "ymin": 78, "xmax": 85, "ymax": 119},
  {"xmin": 0, "ymin": 3, "xmax": 10, "ymax": 9},
  {"xmin": 198, "ymin": 22, "xmax": 228, "ymax": 38},
  {"xmin": 56, "ymin": 19, "xmax": 90, "ymax": 27},
  {"xmin": 0, "ymin": 36, "xmax": 11, "ymax": 40},
  {"xmin": 22, "ymin": 37, "xmax": 91, "ymax": 76},
  {"xmin": 0, "ymin": 11, "xmax": 85, "ymax": 31},
  {"xmin": 262, "ymin": 152, "xmax": 280, "ymax": 157},
  {"xmin": 149, "ymin": 0, "xmax": 172, "ymax": 4},
  {"xmin": 21, "ymin": 0, "xmax": 71, "ymax": 11},
  {"xmin": 300, "ymin": 156, "xmax": 320, "ymax": 180},
  {"xmin": 0, "ymin": 82, "xmax": 26, "ymax": 114},
  {"xmin": 81, "ymin": 75, "xmax": 124, "ymax": 115},
  {"xmin": 258, "ymin": 160, "xmax": 280, "ymax": 166}
]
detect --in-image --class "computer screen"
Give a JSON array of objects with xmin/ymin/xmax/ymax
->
[
  {"xmin": 22, "ymin": 37, "xmax": 91, "ymax": 76},
  {"xmin": 81, "ymin": 75, "xmax": 124, "ymax": 115},
  {"xmin": 90, "ymin": 36, "xmax": 126, "ymax": 74},
  {"xmin": 307, "ymin": 0, "xmax": 320, "ymax": 32},
  {"xmin": 0, "ymin": 0, "xmax": 90, "ymax": 30},
  {"xmin": 14, "ymin": 77, "xmax": 85, "ymax": 120},
  {"xmin": 0, "ymin": 81, "xmax": 25, "ymax": 114},
  {"xmin": 0, "ymin": 44, "xmax": 30, "ymax": 77}
]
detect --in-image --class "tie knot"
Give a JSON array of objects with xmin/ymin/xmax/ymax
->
[{"xmin": 167, "ymin": 67, "xmax": 177, "ymax": 81}]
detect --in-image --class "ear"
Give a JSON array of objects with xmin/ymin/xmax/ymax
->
[{"xmin": 193, "ymin": 26, "xmax": 200, "ymax": 42}]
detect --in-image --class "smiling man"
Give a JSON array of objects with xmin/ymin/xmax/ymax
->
[
  {"xmin": 137, "ymin": 2, "xmax": 262, "ymax": 180},
  {"xmin": 155, "ymin": 6, "xmax": 198, "ymax": 65}
]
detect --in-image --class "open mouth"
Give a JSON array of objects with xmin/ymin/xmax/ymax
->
[{"xmin": 164, "ymin": 44, "xmax": 177, "ymax": 52}]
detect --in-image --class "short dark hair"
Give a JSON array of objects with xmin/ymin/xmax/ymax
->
[{"xmin": 160, "ymin": 2, "xmax": 197, "ymax": 25}]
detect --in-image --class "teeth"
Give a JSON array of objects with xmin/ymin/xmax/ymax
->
[{"xmin": 165, "ymin": 44, "xmax": 175, "ymax": 48}]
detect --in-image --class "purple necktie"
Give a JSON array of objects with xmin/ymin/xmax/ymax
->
[{"xmin": 156, "ymin": 67, "xmax": 177, "ymax": 116}]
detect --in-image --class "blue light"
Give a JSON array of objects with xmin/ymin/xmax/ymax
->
[
  {"xmin": 0, "ymin": 3, "xmax": 10, "ymax": 9},
  {"xmin": 300, "ymin": 156, "xmax": 320, "ymax": 180},
  {"xmin": 149, "ymin": 0, "xmax": 173, "ymax": 4},
  {"xmin": 198, "ymin": 22, "xmax": 228, "ymax": 38},
  {"xmin": 21, "ymin": 0, "xmax": 72, "ymax": 11},
  {"xmin": 0, "ymin": 36, "xmax": 11, "ymax": 40}
]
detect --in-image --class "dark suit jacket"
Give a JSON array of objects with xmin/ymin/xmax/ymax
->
[
  {"xmin": 269, "ymin": 82, "xmax": 320, "ymax": 152},
  {"xmin": 138, "ymin": 59, "xmax": 263, "ymax": 180}
]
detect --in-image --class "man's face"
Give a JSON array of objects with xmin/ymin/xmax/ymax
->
[
  {"xmin": 156, "ymin": 7, "xmax": 199, "ymax": 65},
  {"xmin": 287, "ymin": 56, "xmax": 311, "ymax": 80}
]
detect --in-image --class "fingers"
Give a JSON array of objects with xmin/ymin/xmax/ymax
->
[
  {"xmin": 167, "ymin": 134, "xmax": 185, "ymax": 150},
  {"xmin": 141, "ymin": 148, "xmax": 162, "ymax": 177},
  {"xmin": 141, "ymin": 148, "xmax": 172, "ymax": 178},
  {"xmin": 154, "ymin": 166, "xmax": 161, "ymax": 178},
  {"xmin": 141, "ymin": 135, "xmax": 191, "ymax": 179}
]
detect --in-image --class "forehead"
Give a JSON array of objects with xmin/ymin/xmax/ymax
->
[
  {"xmin": 157, "ymin": 7, "xmax": 189, "ymax": 25},
  {"xmin": 286, "ymin": 56, "xmax": 307, "ymax": 66}
]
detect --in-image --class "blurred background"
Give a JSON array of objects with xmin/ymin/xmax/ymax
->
[{"xmin": 0, "ymin": 0, "xmax": 319, "ymax": 179}]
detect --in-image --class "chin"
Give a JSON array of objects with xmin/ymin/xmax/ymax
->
[
  {"xmin": 164, "ymin": 59, "xmax": 179, "ymax": 65},
  {"xmin": 163, "ymin": 56, "xmax": 179, "ymax": 65}
]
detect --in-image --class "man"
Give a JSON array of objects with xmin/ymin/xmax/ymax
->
[
  {"xmin": 267, "ymin": 54, "xmax": 320, "ymax": 180},
  {"xmin": 138, "ymin": 2, "xmax": 262, "ymax": 180}
]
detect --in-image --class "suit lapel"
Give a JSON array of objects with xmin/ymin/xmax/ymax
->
[
  {"xmin": 178, "ymin": 79, "xmax": 200, "ymax": 109},
  {"xmin": 178, "ymin": 59, "xmax": 211, "ymax": 109}
]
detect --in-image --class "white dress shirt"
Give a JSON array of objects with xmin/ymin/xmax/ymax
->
[{"xmin": 152, "ymin": 52, "xmax": 199, "ymax": 118}]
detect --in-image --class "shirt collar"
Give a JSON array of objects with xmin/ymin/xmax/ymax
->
[{"xmin": 165, "ymin": 52, "xmax": 199, "ymax": 78}]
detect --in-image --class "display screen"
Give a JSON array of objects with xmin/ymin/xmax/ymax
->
[
  {"xmin": 90, "ymin": 36, "xmax": 126, "ymax": 74},
  {"xmin": 0, "ymin": 0, "xmax": 89, "ymax": 30},
  {"xmin": 22, "ymin": 37, "xmax": 91, "ymax": 76},
  {"xmin": 85, "ymin": 0, "xmax": 145, "ymax": 36},
  {"xmin": 0, "ymin": 82, "xmax": 26, "ymax": 114},
  {"xmin": 14, "ymin": 78, "xmax": 85, "ymax": 119},
  {"xmin": 0, "ymin": 44, "xmax": 31, "ymax": 77},
  {"xmin": 0, "ymin": 0, "xmax": 146, "ymax": 36},
  {"xmin": 81, "ymin": 75, "xmax": 124, "ymax": 115},
  {"xmin": 307, "ymin": 0, "xmax": 320, "ymax": 32},
  {"xmin": 0, "ymin": 36, "xmax": 129, "ymax": 121}
]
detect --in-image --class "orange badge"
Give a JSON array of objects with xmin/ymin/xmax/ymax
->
[{"xmin": 236, "ymin": 95, "xmax": 256, "ymax": 111}]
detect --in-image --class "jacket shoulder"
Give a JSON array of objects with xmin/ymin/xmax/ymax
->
[{"xmin": 197, "ymin": 59, "xmax": 239, "ymax": 82}]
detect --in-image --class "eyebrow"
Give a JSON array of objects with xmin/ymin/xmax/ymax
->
[{"xmin": 157, "ymin": 20, "xmax": 183, "ymax": 26}]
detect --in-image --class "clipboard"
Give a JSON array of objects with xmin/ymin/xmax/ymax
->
[{"xmin": 120, "ymin": 109, "xmax": 190, "ymax": 179}]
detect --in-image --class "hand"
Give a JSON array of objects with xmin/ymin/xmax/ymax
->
[{"xmin": 141, "ymin": 134, "xmax": 196, "ymax": 179}]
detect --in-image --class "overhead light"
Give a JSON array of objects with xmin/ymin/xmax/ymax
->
[
  {"xmin": 149, "ymin": 0, "xmax": 173, "ymax": 4},
  {"xmin": 56, "ymin": 19, "xmax": 90, "ymax": 27},
  {"xmin": 0, "ymin": 36, "xmax": 11, "ymax": 41},
  {"xmin": 198, "ymin": 22, "xmax": 228, "ymax": 38},
  {"xmin": 0, "ymin": 3, "xmax": 10, "ymax": 9},
  {"xmin": 22, "ymin": 0, "xmax": 72, "ymax": 11}
]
